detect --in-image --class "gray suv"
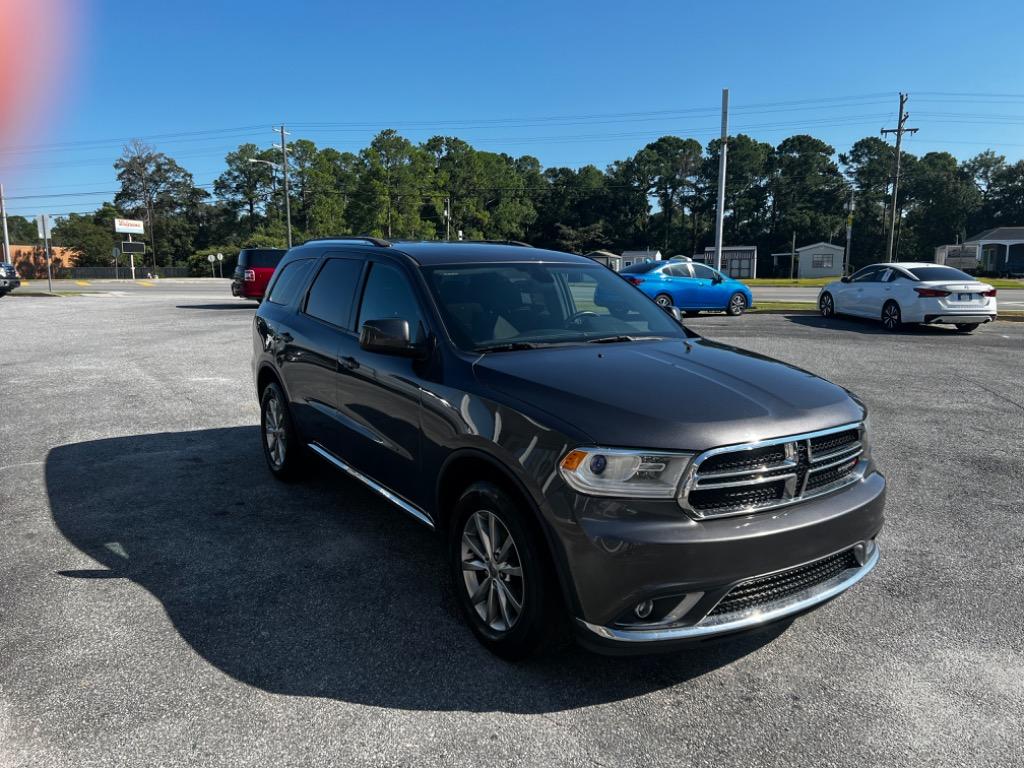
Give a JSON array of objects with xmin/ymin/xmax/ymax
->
[{"xmin": 252, "ymin": 239, "xmax": 885, "ymax": 658}]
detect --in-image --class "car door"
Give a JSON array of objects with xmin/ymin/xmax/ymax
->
[
  {"xmin": 690, "ymin": 263, "xmax": 726, "ymax": 308},
  {"xmin": 285, "ymin": 254, "xmax": 366, "ymax": 456},
  {"xmin": 336, "ymin": 257, "xmax": 428, "ymax": 504},
  {"xmin": 857, "ymin": 267, "xmax": 890, "ymax": 317},
  {"xmin": 836, "ymin": 266, "xmax": 878, "ymax": 315}
]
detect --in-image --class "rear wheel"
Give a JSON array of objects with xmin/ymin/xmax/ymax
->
[
  {"xmin": 654, "ymin": 293, "xmax": 673, "ymax": 308},
  {"xmin": 819, "ymin": 292, "xmax": 835, "ymax": 317},
  {"xmin": 726, "ymin": 292, "xmax": 747, "ymax": 316},
  {"xmin": 881, "ymin": 301, "xmax": 902, "ymax": 332},
  {"xmin": 260, "ymin": 381, "xmax": 303, "ymax": 481},
  {"xmin": 449, "ymin": 481, "xmax": 557, "ymax": 660},
  {"xmin": 955, "ymin": 323, "xmax": 979, "ymax": 333}
]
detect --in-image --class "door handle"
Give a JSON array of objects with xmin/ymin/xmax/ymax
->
[{"xmin": 339, "ymin": 355, "xmax": 359, "ymax": 371}]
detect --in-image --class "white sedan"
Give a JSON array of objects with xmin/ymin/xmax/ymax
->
[{"xmin": 818, "ymin": 262, "xmax": 998, "ymax": 333}]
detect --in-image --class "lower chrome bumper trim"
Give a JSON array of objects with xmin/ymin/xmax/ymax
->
[{"xmin": 577, "ymin": 541, "xmax": 879, "ymax": 643}]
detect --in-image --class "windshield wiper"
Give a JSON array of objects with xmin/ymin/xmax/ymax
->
[
  {"xmin": 475, "ymin": 341, "xmax": 547, "ymax": 353},
  {"xmin": 585, "ymin": 335, "xmax": 666, "ymax": 344}
]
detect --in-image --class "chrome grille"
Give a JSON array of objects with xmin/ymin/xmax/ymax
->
[{"xmin": 679, "ymin": 423, "xmax": 866, "ymax": 519}]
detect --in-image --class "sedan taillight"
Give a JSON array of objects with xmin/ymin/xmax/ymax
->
[
  {"xmin": 244, "ymin": 269, "xmax": 256, "ymax": 282},
  {"xmin": 625, "ymin": 276, "xmax": 642, "ymax": 286},
  {"xmin": 914, "ymin": 287, "xmax": 950, "ymax": 298},
  {"xmin": 982, "ymin": 288, "xmax": 997, "ymax": 297}
]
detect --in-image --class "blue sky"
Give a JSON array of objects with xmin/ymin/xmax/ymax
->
[{"xmin": 3, "ymin": 0, "xmax": 1024, "ymax": 218}]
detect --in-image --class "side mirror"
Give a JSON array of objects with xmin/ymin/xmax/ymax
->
[
  {"xmin": 712, "ymin": 274, "xmax": 724, "ymax": 284},
  {"xmin": 840, "ymin": 276, "xmax": 851, "ymax": 283},
  {"xmin": 359, "ymin": 318, "xmax": 422, "ymax": 357},
  {"xmin": 662, "ymin": 305, "xmax": 685, "ymax": 324}
]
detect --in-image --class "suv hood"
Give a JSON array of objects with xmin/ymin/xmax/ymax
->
[{"xmin": 472, "ymin": 338, "xmax": 862, "ymax": 450}]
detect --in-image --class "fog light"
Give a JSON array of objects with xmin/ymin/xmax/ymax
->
[
  {"xmin": 634, "ymin": 600, "xmax": 654, "ymax": 619},
  {"xmin": 853, "ymin": 542, "xmax": 868, "ymax": 566}
]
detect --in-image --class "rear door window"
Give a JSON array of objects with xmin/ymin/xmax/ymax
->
[
  {"xmin": 266, "ymin": 259, "xmax": 314, "ymax": 305},
  {"xmin": 303, "ymin": 257, "xmax": 365, "ymax": 329}
]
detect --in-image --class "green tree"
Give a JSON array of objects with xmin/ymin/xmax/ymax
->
[
  {"xmin": 347, "ymin": 130, "xmax": 434, "ymax": 238},
  {"xmin": 50, "ymin": 202, "xmax": 120, "ymax": 266},
  {"xmin": 213, "ymin": 143, "xmax": 275, "ymax": 233},
  {"xmin": 5, "ymin": 215, "xmax": 39, "ymax": 245}
]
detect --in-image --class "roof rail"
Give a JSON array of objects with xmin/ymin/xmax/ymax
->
[
  {"xmin": 457, "ymin": 239, "xmax": 534, "ymax": 248},
  {"xmin": 301, "ymin": 235, "xmax": 392, "ymax": 248}
]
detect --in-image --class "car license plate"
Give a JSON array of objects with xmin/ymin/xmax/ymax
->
[{"xmin": 957, "ymin": 293, "xmax": 973, "ymax": 301}]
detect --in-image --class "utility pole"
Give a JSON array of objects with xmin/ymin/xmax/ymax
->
[
  {"xmin": 273, "ymin": 125, "xmax": 293, "ymax": 248},
  {"xmin": 789, "ymin": 231, "xmax": 796, "ymax": 280},
  {"xmin": 881, "ymin": 93, "xmax": 918, "ymax": 262},
  {"xmin": 444, "ymin": 196, "xmax": 451, "ymax": 240},
  {"xmin": 843, "ymin": 190, "xmax": 855, "ymax": 275},
  {"xmin": 0, "ymin": 183, "xmax": 10, "ymax": 263},
  {"xmin": 713, "ymin": 88, "xmax": 729, "ymax": 272}
]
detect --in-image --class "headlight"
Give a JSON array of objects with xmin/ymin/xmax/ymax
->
[
  {"xmin": 559, "ymin": 447, "xmax": 694, "ymax": 498},
  {"xmin": 860, "ymin": 412, "xmax": 873, "ymax": 463}
]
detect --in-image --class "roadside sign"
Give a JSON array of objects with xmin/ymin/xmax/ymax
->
[
  {"xmin": 114, "ymin": 218, "xmax": 145, "ymax": 235},
  {"xmin": 216, "ymin": 252, "xmax": 223, "ymax": 261},
  {"xmin": 113, "ymin": 246, "xmax": 121, "ymax": 259},
  {"xmin": 36, "ymin": 214, "xmax": 50, "ymax": 240},
  {"xmin": 121, "ymin": 241, "xmax": 146, "ymax": 254},
  {"xmin": 207, "ymin": 253, "xmax": 215, "ymax": 262}
]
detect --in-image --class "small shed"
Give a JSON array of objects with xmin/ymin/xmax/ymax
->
[
  {"xmin": 696, "ymin": 246, "xmax": 757, "ymax": 279},
  {"xmin": 584, "ymin": 250, "xmax": 622, "ymax": 271},
  {"xmin": 796, "ymin": 242, "xmax": 845, "ymax": 278},
  {"xmin": 620, "ymin": 250, "xmax": 662, "ymax": 268}
]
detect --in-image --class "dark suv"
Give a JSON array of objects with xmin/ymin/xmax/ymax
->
[
  {"xmin": 0, "ymin": 262, "xmax": 20, "ymax": 297},
  {"xmin": 252, "ymin": 238, "xmax": 885, "ymax": 658}
]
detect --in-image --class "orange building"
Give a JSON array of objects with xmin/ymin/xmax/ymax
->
[{"xmin": 5, "ymin": 244, "xmax": 78, "ymax": 279}]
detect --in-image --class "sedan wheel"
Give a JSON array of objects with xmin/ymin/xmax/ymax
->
[
  {"xmin": 820, "ymin": 292, "xmax": 835, "ymax": 317},
  {"xmin": 881, "ymin": 301, "xmax": 902, "ymax": 332},
  {"xmin": 654, "ymin": 293, "xmax": 673, "ymax": 308},
  {"xmin": 461, "ymin": 510, "xmax": 525, "ymax": 633},
  {"xmin": 726, "ymin": 292, "xmax": 747, "ymax": 316}
]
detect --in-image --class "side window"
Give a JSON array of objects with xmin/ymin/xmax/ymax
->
[
  {"xmin": 691, "ymin": 263, "xmax": 718, "ymax": 280},
  {"xmin": 878, "ymin": 268, "xmax": 893, "ymax": 282},
  {"xmin": 357, "ymin": 262, "xmax": 425, "ymax": 341},
  {"xmin": 304, "ymin": 257, "xmax": 364, "ymax": 329},
  {"xmin": 266, "ymin": 259, "xmax": 314, "ymax": 305},
  {"xmin": 851, "ymin": 267, "xmax": 878, "ymax": 283},
  {"xmin": 886, "ymin": 269, "xmax": 905, "ymax": 282}
]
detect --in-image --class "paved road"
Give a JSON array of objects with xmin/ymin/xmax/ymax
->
[
  {"xmin": 752, "ymin": 285, "xmax": 1024, "ymax": 309},
  {"xmin": 1, "ymin": 289, "xmax": 1022, "ymax": 767}
]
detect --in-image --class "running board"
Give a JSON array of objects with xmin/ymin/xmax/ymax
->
[{"xmin": 307, "ymin": 443, "xmax": 435, "ymax": 529}]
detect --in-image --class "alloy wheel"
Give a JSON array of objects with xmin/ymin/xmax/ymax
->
[
  {"xmin": 820, "ymin": 294, "xmax": 834, "ymax": 317},
  {"xmin": 882, "ymin": 303, "xmax": 901, "ymax": 331},
  {"xmin": 729, "ymin": 294, "xmax": 746, "ymax": 315},
  {"xmin": 655, "ymin": 294, "xmax": 672, "ymax": 308},
  {"xmin": 264, "ymin": 392, "xmax": 287, "ymax": 467},
  {"xmin": 461, "ymin": 510, "xmax": 525, "ymax": 633}
]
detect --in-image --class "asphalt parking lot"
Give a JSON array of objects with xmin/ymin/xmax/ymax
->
[{"xmin": 1, "ymin": 290, "xmax": 1022, "ymax": 767}]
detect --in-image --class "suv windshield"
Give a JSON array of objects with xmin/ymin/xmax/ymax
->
[
  {"xmin": 424, "ymin": 262, "xmax": 685, "ymax": 351},
  {"xmin": 907, "ymin": 266, "xmax": 974, "ymax": 281}
]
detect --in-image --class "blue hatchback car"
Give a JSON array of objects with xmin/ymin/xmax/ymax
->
[{"xmin": 620, "ymin": 260, "xmax": 754, "ymax": 316}]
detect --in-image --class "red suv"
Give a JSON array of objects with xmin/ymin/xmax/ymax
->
[{"xmin": 231, "ymin": 248, "xmax": 287, "ymax": 301}]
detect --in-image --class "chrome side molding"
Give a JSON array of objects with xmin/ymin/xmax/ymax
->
[{"xmin": 307, "ymin": 443, "xmax": 435, "ymax": 529}]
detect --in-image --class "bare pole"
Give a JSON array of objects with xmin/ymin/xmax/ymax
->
[
  {"xmin": 881, "ymin": 93, "xmax": 918, "ymax": 262},
  {"xmin": 843, "ymin": 190, "xmax": 855, "ymax": 276},
  {"xmin": 713, "ymin": 88, "xmax": 729, "ymax": 272},
  {"xmin": 0, "ymin": 183, "xmax": 10, "ymax": 263},
  {"xmin": 274, "ymin": 125, "xmax": 293, "ymax": 248}
]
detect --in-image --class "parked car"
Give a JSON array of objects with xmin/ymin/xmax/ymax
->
[
  {"xmin": 0, "ymin": 262, "xmax": 21, "ymax": 297},
  {"xmin": 618, "ymin": 260, "xmax": 754, "ymax": 315},
  {"xmin": 252, "ymin": 238, "xmax": 884, "ymax": 658},
  {"xmin": 818, "ymin": 262, "xmax": 998, "ymax": 333},
  {"xmin": 231, "ymin": 248, "xmax": 287, "ymax": 301}
]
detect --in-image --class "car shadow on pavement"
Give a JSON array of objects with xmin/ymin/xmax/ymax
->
[
  {"xmin": 46, "ymin": 427, "xmax": 782, "ymax": 714},
  {"xmin": 784, "ymin": 314, "xmax": 962, "ymax": 336}
]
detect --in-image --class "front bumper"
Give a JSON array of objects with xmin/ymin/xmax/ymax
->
[
  {"xmin": 548, "ymin": 469, "xmax": 885, "ymax": 652},
  {"xmin": 0, "ymin": 278, "xmax": 20, "ymax": 290}
]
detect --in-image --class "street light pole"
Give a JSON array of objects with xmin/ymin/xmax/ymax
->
[{"xmin": 274, "ymin": 125, "xmax": 292, "ymax": 248}]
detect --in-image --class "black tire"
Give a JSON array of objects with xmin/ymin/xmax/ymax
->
[
  {"xmin": 448, "ymin": 481, "xmax": 558, "ymax": 660},
  {"xmin": 819, "ymin": 292, "xmax": 835, "ymax": 318},
  {"xmin": 881, "ymin": 300, "xmax": 902, "ymax": 332},
  {"xmin": 726, "ymin": 292, "xmax": 747, "ymax": 316},
  {"xmin": 654, "ymin": 293, "xmax": 673, "ymax": 308},
  {"xmin": 955, "ymin": 323, "xmax": 979, "ymax": 333},
  {"xmin": 260, "ymin": 381, "xmax": 303, "ymax": 482}
]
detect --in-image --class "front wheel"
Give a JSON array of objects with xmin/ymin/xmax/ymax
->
[
  {"xmin": 449, "ymin": 481, "xmax": 557, "ymax": 660},
  {"xmin": 819, "ymin": 292, "xmax": 835, "ymax": 317},
  {"xmin": 654, "ymin": 293, "xmax": 673, "ymax": 308},
  {"xmin": 726, "ymin": 292, "xmax": 747, "ymax": 316},
  {"xmin": 955, "ymin": 323, "xmax": 979, "ymax": 333},
  {"xmin": 881, "ymin": 301, "xmax": 902, "ymax": 332}
]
